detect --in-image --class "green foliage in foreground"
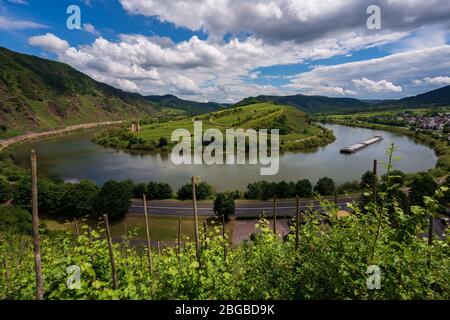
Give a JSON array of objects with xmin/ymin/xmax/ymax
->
[{"xmin": 0, "ymin": 194, "xmax": 448, "ymax": 300}]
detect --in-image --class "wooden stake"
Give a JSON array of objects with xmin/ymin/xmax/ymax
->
[
  {"xmin": 2, "ymin": 254, "xmax": 9, "ymax": 290},
  {"xmin": 273, "ymin": 197, "xmax": 277, "ymax": 234},
  {"xmin": 157, "ymin": 241, "xmax": 161, "ymax": 255},
  {"xmin": 103, "ymin": 214, "xmax": 118, "ymax": 290},
  {"xmin": 295, "ymin": 195, "xmax": 300, "ymax": 250},
  {"xmin": 73, "ymin": 218, "xmax": 80, "ymax": 237},
  {"xmin": 31, "ymin": 150, "xmax": 44, "ymax": 300},
  {"xmin": 222, "ymin": 215, "xmax": 227, "ymax": 262},
  {"xmin": 178, "ymin": 216, "xmax": 182, "ymax": 257},
  {"xmin": 192, "ymin": 176, "xmax": 200, "ymax": 263},
  {"xmin": 427, "ymin": 214, "xmax": 433, "ymax": 267},
  {"xmin": 372, "ymin": 159, "xmax": 377, "ymax": 203},
  {"xmin": 143, "ymin": 194, "xmax": 153, "ymax": 273},
  {"xmin": 203, "ymin": 221, "xmax": 208, "ymax": 249}
]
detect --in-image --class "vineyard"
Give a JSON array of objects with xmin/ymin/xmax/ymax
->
[{"xmin": 1, "ymin": 194, "xmax": 449, "ymax": 300}]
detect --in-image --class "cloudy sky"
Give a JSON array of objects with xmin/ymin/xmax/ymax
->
[{"xmin": 1, "ymin": 0, "xmax": 449, "ymax": 102}]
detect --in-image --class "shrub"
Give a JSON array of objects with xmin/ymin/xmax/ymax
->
[
  {"xmin": 314, "ymin": 177, "xmax": 336, "ymax": 196},
  {"xmin": 0, "ymin": 206, "xmax": 32, "ymax": 234},
  {"xmin": 94, "ymin": 180, "xmax": 133, "ymax": 221},
  {"xmin": 0, "ymin": 178, "xmax": 12, "ymax": 203}
]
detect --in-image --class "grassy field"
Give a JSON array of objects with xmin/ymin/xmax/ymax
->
[
  {"xmin": 42, "ymin": 215, "xmax": 230, "ymax": 242},
  {"xmin": 137, "ymin": 103, "xmax": 322, "ymax": 145}
]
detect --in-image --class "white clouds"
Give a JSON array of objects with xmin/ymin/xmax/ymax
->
[
  {"xmin": 24, "ymin": 0, "xmax": 450, "ymax": 102},
  {"xmin": 119, "ymin": 0, "xmax": 450, "ymax": 43},
  {"xmin": 83, "ymin": 23, "xmax": 100, "ymax": 36},
  {"xmin": 5, "ymin": 0, "xmax": 28, "ymax": 5},
  {"xmin": 28, "ymin": 33, "xmax": 70, "ymax": 53},
  {"xmin": 352, "ymin": 78, "xmax": 402, "ymax": 93},
  {"xmin": 414, "ymin": 76, "xmax": 450, "ymax": 86},
  {"xmin": 0, "ymin": 15, "xmax": 47, "ymax": 31},
  {"xmin": 286, "ymin": 45, "xmax": 450, "ymax": 98}
]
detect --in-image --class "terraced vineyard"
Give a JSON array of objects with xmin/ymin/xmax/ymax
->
[{"xmin": 133, "ymin": 103, "xmax": 334, "ymax": 151}]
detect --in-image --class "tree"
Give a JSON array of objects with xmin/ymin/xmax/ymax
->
[
  {"xmin": 147, "ymin": 181, "xmax": 159, "ymax": 200},
  {"xmin": 382, "ymin": 170, "xmax": 406, "ymax": 187},
  {"xmin": 12, "ymin": 178, "xmax": 65, "ymax": 215},
  {"xmin": 156, "ymin": 182, "xmax": 173, "ymax": 199},
  {"xmin": 409, "ymin": 173, "xmax": 438, "ymax": 206},
  {"xmin": 295, "ymin": 179, "xmax": 312, "ymax": 197},
  {"xmin": 62, "ymin": 180, "xmax": 99, "ymax": 218},
  {"xmin": 360, "ymin": 170, "xmax": 376, "ymax": 189},
  {"xmin": 158, "ymin": 137, "xmax": 168, "ymax": 148},
  {"xmin": 314, "ymin": 177, "xmax": 336, "ymax": 196},
  {"xmin": 133, "ymin": 183, "xmax": 148, "ymax": 199},
  {"xmin": 0, "ymin": 178, "xmax": 12, "ymax": 203},
  {"xmin": 0, "ymin": 206, "xmax": 32, "ymax": 234},
  {"xmin": 214, "ymin": 193, "xmax": 235, "ymax": 222},
  {"xmin": 244, "ymin": 182, "xmax": 261, "ymax": 199},
  {"xmin": 94, "ymin": 180, "xmax": 133, "ymax": 221},
  {"xmin": 177, "ymin": 181, "xmax": 213, "ymax": 200}
]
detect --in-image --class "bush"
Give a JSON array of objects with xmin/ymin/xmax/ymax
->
[
  {"xmin": 0, "ymin": 178, "xmax": 12, "ymax": 203},
  {"xmin": 214, "ymin": 193, "xmax": 235, "ymax": 222},
  {"xmin": 295, "ymin": 179, "xmax": 312, "ymax": 197},
  {"xmin": 314, "ymin": 177, "xmax": 336, "ymax": 196},
  {"xmin": 133, "ymin": 183, "xmax": 148, "ymax": 199},
  {"xmin": 177, "ymin": 181, "xmax": 213, "ymax": 200},
  {"xmin": 61, "ymin": 180, "xmax": 99, "ymax": 218},
  {"xmin": 94, "ymin": 180, "xmax": 133, "ymax": 221},
  {"xmin": 409, "ymin": 173, "xmax": 438, "ymax": 206},
  {"xmin": 0, "ymin": 206, "xmax": 32, "ymax": 234}
]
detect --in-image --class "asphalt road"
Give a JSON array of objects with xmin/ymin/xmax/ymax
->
[{"xmin": 128, "ymin": 195, "xmax": 359, "ymax": 218}]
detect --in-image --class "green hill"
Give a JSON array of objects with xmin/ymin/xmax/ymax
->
[
  {"xmin": 377, "ymin": 85, "xmax": 450, "ymax": 108},
  {"xmin": 0, "ymin": 47, "xmax": 159, "ymax": 137},
  {"xmin": 144, "ymin": 94, "xmax": 227, "ymax": 114},
  {"xmin": 96, "ymin": 102, "xmax": 335, "ymax": 151},
  {"xmin": 234, "ymin": 94, "xmax": 369, "ymax": 114}
]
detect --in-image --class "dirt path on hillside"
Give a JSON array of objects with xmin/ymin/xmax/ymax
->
[{"xmin": 0, "ymin": 121, "xmax": 123, "ymax": 151}]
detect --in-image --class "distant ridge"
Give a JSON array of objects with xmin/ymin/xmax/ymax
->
[
  {"xmin": 144, "ymin": 94, "xmax": 227, "ymax": 114},
  {"xmin": 234, "ymin": 94, "xmax": 369, "ymax": 113}
]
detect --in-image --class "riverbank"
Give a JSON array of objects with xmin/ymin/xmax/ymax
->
[
  {"xmin": 323, "ymin": 118, "xmax": 449, "ymax": 176},
  {"xmin": 0, "ymin": 121, "xmax": 123, "ymax": 151}
]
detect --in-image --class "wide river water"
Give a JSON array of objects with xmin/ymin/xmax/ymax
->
[{"xmin": 13, "ymin": 124, "xmax": 437, "ymax": 191}]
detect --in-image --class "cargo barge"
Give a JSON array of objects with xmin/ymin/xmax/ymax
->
[{"xmin": 340, "ymin": 136, "xmax": 383, "ymax": 154}]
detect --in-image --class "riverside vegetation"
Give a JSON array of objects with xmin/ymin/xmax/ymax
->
[{"xmin": 0, "ymin": 147, "xmax": 449, "ymax": 300}]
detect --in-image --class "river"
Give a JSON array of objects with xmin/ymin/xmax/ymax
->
[{"xmin": 13, "ymin": 124, "xmax": 437, "ymax": 191}]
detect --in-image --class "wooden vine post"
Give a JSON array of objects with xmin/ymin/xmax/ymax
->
[
  {"xmin": 177, "ymin": 216, "xmax": 182, "ymax": 257},
  {"xmin": 273, "ymin": 197, "xmax": 277, "ymax": 234},
  {"xmin": 222, "ymin": 214, "xmax": 227, "ymax": 262},
  {"xmin": 372, "ymin": 159, "xmax": 378, "ymax": 203},
  {"xmin": 103, "ymin": 214, "xmax": 118, "ymax": 290},
  {"xmin": 31, "ymin": 150, "xmax": 44, "ymax": 300},
  {"xmin": 295, "ymin": 195, "xmax": 300, "ymax": 250},
  {"xmin": 143, "ymin": 194, "xmax": 153, "ymax": 273},
  {"xmin": 73, "ymin": 218, "xmax": 80, "ymax": 237},
  {"xmin": 203, "ymin": 221, "xmax": 208, "ymax": 250},
  {"xmin": 192, "ymin": 176, "xmax": 200, "ymax": 264}
]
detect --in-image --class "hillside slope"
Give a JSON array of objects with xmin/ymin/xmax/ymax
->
[
  {"xmin": 145, "ymin": 94, "xmax": 226, "ymax": 114},
  {"xmin": 95, "ymin": 102, "xmax": 335, "ymax": 152},
  {"xmin": 0, "ymin": 47, "xmax": 159, "ymax": 137},
  {"xmin": 235, "ymin": 94, "xmax": 369, "ymax": 113},
  {"xmin": 377, "ymin": 85, "xmax": 450, "ymax": 108}
]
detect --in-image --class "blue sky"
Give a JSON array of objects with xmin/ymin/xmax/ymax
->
[{"xmin": 1, "ymin": 0, "xmax": 449, "ymax": 102}]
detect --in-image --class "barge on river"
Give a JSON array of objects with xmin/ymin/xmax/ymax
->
[{"xmin": 340, "ymin": 136, "xmax": 383, "ymax": 154}]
